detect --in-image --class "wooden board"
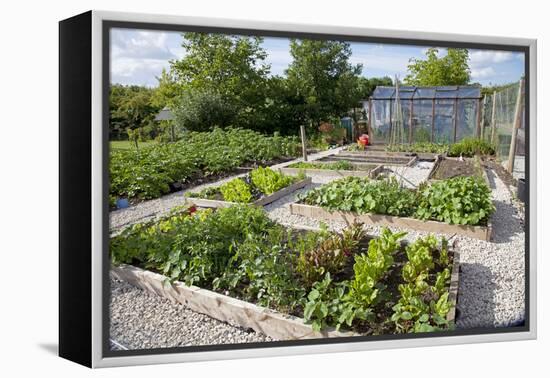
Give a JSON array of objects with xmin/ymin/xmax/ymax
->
[
  {"xmin": 111, "ymin": 264, "xmax": 358, "ymax": 341},
  {"xmin": 278, "ymin": 164, "xmax": 383, "ymax": 179},
  {"xmin": 188, "ymin": 177, "xmax": 311, "ymax": 209},
  {"xmin": 447, "ymin": 251, "xmax": 461, "ymax": 323},
  {"xmin": 289, "ymin": 203, "xmax": 492, "ymax": 241}
]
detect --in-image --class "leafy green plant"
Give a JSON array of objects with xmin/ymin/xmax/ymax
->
[
  {"xmin": 391, "ymin": 235, "xmax": 453, "ymax": 333},
  {"xmin": 289, "ymin": 160, "xmax": 367, "ymax": 171},
  {"xmin": 250, "ymin": 166, "xmax": 295, "ymax": 195},
  {"xmin": 219, "ymin": 178, "xmax": 253, "ymax": 203},
  {"xmin": 298, "ymin": 177, "xmax": 417, "ymax": 217},
  {"xmin": 110, "ymin": 128, "xmax": 301, "ymax": 200},
  {"xmin": 415, "ymin": 176, "xmax": 495, "ymax": 225},
  {"xmin": 386, "ymin": 142, "xmax": 449, "ymax": 154},
  {"xmin": 294, "ymin": 223, "xmax": 365, "ymax": 288},
  {"xmin": 448, "ymin": 137, "xmax": 495, "ymax": 157}
]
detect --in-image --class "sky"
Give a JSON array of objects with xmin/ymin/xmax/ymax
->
[{"xmin": 110, "ymin": 28, "xmax": 525, "ymax": 88}]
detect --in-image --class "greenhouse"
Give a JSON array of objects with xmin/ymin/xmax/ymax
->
[{"xmin": 363, "ymin": 85, "xmax": 483, "ymax": 144}]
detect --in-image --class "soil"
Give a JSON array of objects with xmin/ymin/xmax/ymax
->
[
  {"xmin": 288, "ymin": 162, "xmax": 376, "ymax": 172},
  {"xmin": 482, "ymin": 158, "xmax": 517, "ymax": 187},
  {"xmin": 432, "ymin": 159, "xmax": 476, "ymax": 180},
  {"xmin": 320, "ymin": 155, "xmax": 411, "ymax": 165}
]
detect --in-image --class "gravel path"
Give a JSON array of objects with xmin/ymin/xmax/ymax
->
[
  {"xmin": 109, "ymin": 146, "xmax": 347, "ymax": 233},
  {"xmin": 110, "ymin": 278, "xmax": 272, "ymax": 350},
  {"xmin": 382, "ymin": 161, "xmax": 434, "ymax": 188}
]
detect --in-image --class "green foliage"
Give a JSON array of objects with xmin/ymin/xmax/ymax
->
[
  {"xmin": 219, "ymin": 178, "xmax": 253, "ymax": 203},
  {"xmin": 299, "ymin": 175, "xmax": 494, "ymax": 226},
  {"xmin": 110, "ymin": 128, "xmax": 301, "ymax": 200},
  {"xmin": 342, "ymin": 228, "xmax": 407, "ymax": 324},
  {"xmin": 213, "ymin": 228, "xmax": 305, "ymax": 313},
  {"xmin": 415, "ymin": 176, "xmax": 495, "ymax": 225},
  {"xmin": 404, "ymin": 48, "xmax": 471, "ymax": 86},
  {"xmin": 250, "ymin": 166, "xmax": 294, "ymax": 195},
  {"xmin": 385, "ymin": 142, "xmax": 449, "ymax": 154},
  {"xmin": 110, "ymin": 206, "xmax": 275, "ymax": 287},
  {"xmin": 448, "ymin": 137, "xmax": 495, "ymax": 157},
  {"xmin": 295, "ymin": 223, "xmax": 365, "ymax": 288},
  {"xmin": 289, "ymin": 160, "xmax": 358, "ymax": 171},
  {"xmin": 172, "ymin": 88, "xmax": 237, "ymax": 132},
  {"xmin": 302, "ymin": 274, "xmax": 350, "ymax": 332},
  {"xmin": 391, "ymin": 235, "xmax": 453, "ymax": 333},
  {"xmin": 109, "ymin": 84, "xmax": 161, "ymax": 140},
  {"xmin": 298, "ymin": 177, "xmax": 417, "ymax": 217},
  {"xmin": 286, "ymin": 39, "xmax": 363, "ymax": 127}
]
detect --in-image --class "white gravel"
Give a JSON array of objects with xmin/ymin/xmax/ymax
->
[{"xmin": 109, "ymin": 278, "xmax": 272, "ymax": 350}]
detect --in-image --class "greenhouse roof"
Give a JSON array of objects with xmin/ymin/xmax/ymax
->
[{"xmin": 371, "ymin": 85, "xmax": 482, "ymax": 100}]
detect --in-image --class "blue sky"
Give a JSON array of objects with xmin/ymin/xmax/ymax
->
[{"xmin": 110, "ymin": 28, "xmax": 525, "ymax": 88}]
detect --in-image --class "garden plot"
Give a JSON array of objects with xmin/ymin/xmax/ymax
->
[
  {"xmin": 279, "ymin": 161, "xmax": 383, "ymax": 179},
  {"xmin": 262, "ymin": 168, "xmax": 524, "ymax": 329},
  {"xmin": 110, "ymin": 206, "xmax": 459, "ymax": 341},
  {"xmin": 318, "ymin": 153, "xmax": 415, "ymax": 166},
  {"xmin": 109, "ymin": 147, "xmax": 346, "ymax": 232},
  {"xmin": 428, "ymin": 156, "xmax": 487, "ymax": 183},
  {"xmin": 187, "ymin": 167, "xmax": 311, "ymax": 209}
]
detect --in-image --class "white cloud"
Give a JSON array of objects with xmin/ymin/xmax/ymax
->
[
  {"xmin": 469, "ymin": 50, "xmax": 516, "ymax": 66},
  {"xmin": 471, "ymin": 66, "xmax": 496, "ymax": 79}
]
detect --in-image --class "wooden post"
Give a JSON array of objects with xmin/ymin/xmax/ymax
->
[
  {"xmin": 490, "ymin": 91, "xmax": 497, "ymax": 145},
  {"xmin": 389, "ymin": 99, "xmax": 393, "ymax": 144},
  {"xmin": 300, "ymin": 125, "xmax": 308, "ymax": 162},
  {"xmin": 507, "ymin": 79, "xmax": 525, "ymax": 174},
  {"xmin": 431, "ymin": 98, "xmax": 436, "ymax": 143},
  {"xmin": 453, "ymin": 98, "xmax": 458, "ymax": 142},
  {"xmin": 368, "ymin": 98, "xmax": 373, "ymax": 143},
  {"xmin": 480, "ymin": 96, "xmax": 487, "ymax": 140},
  {"xmin": 409, "ymin": 99, "xmax": 414, "ymax": 144},
  {"xmin": 476, "ymin": 98, "xmax": 482, "ymax": 138}
]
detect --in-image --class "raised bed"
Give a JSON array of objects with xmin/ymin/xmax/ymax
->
[
  {"xmin": 278, "ymin": 164, "xmax": 383, "ymax": 179},
  {"xmin": 188, "ymin": 177, "xmax": 311, "ymax": 209},
  {"xmin": 289, "ymin": 203, "xmax": 492, "ymax": 241},
  {"xmin": 111, "ymin": 264, "xmax": 357, "ymax": 340},
  {"xmin": 111, "ymin": 243, "xmax": 460, "ymax": 340},
  {"xmin": 319, "ymin": 154, "xmax": 416, "ymax": 166},
  {"xmin": 428, "ymin": 155, "xmax": 490, "ymax": 186}
]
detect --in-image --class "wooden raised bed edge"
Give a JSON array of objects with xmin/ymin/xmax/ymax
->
[
  {"xmin": 278, "ymin": 164, "xmax": 383, "ymax": 179},
  {"xmin": 187, "ymin": 177, "xmax": 312, "ymax": 209},
  {"xmin": 289, "ymin": 203, "xmax": 492, "ymax": 241},
  {"xmin": 111, "ymin": 264, "xmax": 357, "ymax": 341},
  {"xmin": 111, "ymin": 233, "xmax": 459, "ymax": 338}
]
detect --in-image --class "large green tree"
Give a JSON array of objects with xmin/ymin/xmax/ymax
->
[
  {"xmin": 109, "ymin": 84, "xmax": 160, "ymax": 140},
  {"xmin": 286, "ymin": 40, "xmax": 363, "ymax": 128},
  {"xmin": 404, "ymin": 48, "xmax": 470, "ymax": 86},
  {"xmin": 169, "ymin": 33, "xmax": 270, "ymax": 131}
]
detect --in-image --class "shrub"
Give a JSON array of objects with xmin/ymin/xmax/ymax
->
[
  {"xmin": 415, "ymin": 176, "xmax": 495, "ymax": 225},
  {"xmin": 448, "ymin": 137, "xmax": 495, "ymax": 157}
]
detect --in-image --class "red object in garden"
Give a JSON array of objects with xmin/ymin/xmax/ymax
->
[
  {"xmin": 358, "ymin": 134, "xmax": 369, "ymax": 146},
  {"xmin": 188, "ymin": 205, "xmax": 197, "ymax": 214}
]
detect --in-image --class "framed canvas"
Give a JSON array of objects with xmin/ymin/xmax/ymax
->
[{"xmin": 59, "ymin": 10, "xmax": 537, "ymax": 368}]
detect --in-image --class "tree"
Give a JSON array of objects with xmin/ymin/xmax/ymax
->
[
  {"xmin": 356, "ymin": 76, "xmax": 393, "ymax": 99},
  {"xmin": 151, "ymin": 68, "xmax": 180, "ymax": 109},
  {"xmin": 169, "ymin": 33, "xmax": 270, "ymax": 131},
  {"xmin": 404, "ymin": 48, "xmax": 470, "ymax": 86},
  {"xmin": 172, "ymin": 88, "xmax": 237, "ymax": 132},
  {"xmin": 286, "ymin": 39, "xmax": 363, "ymax": 128},
  {"xmin": 109, "ymin": 84, "xmax": 160, "ymax": 140}
]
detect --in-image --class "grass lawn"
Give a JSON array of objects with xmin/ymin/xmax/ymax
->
[{"xmin": 110, "ymin": 140, "xmax": 156, "ymax": 151}]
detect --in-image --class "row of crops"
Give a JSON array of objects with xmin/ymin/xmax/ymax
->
[{"xmin": 109, "ymin": 128, "xmax": 301, "ymax": 201}]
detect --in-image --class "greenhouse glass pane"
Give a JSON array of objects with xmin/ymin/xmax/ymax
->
[
  {"xmin": 457, "ymin": 86, "xmax": 481, "ymax": 98},
  {"xmin": 412, "ymin": 100, "xmax": 434, "ymax": 143},
  {"xmin": 372, "ymin": 87, "xmax": 394, "ymax": 99},
  {"xmin": 371, "ymin": 99, "xmax": 392, "ymax": 143},
  {"xmin": 456, "ymin": 99, "xmax": 478, "ymax": 141},
  {"xmin": 435, "ymin": 90, "xmax": 458, "ymax": 99},
  {"xmin": 400, "ymin": 100, "xmax": 412, "ymax": 143},
  {"xmin": 415, "ymin": 88, "xmax": 436, "ymax": 99},
  {"xmin": 433, "ymin": 100, "xmax": 455, "ymax": 143}
]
